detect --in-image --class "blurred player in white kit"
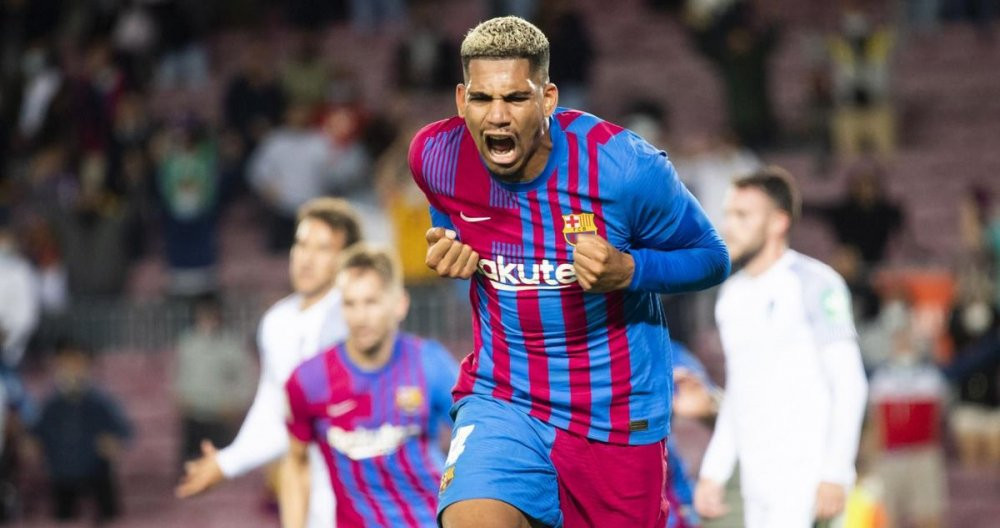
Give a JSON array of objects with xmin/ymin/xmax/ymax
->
[
  {"xmin": 176, "ymin": 197, "xmax": 361, "ymax": 528},
  {"xmin": 696, "ymin": 167, "xmax": 868, "ymax": 528}
]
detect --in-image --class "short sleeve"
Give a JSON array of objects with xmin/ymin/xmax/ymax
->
[
  {"xmin": 408, "ymin": 124, "xmax": 449, "ymax": 214},
  {"xmin": 284, "ymin": 370, "xmax": 314, "ymax": 443}
]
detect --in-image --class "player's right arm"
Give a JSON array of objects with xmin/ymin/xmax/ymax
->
[
  {"xmin": 175, "ymin": 313, "xmax": 289, "ymax": 498},
  {"xmin": 278, "ymin": 436, "xmax": 311, "ymax": 528},
  {"xmin": 279, "ymin": 366, "xmax": 315, "ymax": 528},
  {"xmin": 695, "ymin": 391, "xmax": 738, "ymax": 518},
  {"xmin": 215, "ymin": 317, "xmax": 293, "ymax": 476}
]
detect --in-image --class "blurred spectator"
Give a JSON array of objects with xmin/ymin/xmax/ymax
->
[
  {"xmin": 673, "ymin": 132, "xmax": 760, "ymax": 230},
  {"xmin": 31, "ymin": 340, "xmax": 132, "ymax": 523},
  {"xmin": 14, "ymin": 43, "xmax": 64, "ymax": 149},
  {"xmin": 375, "ymin": 124, "xmax": 437, "ymax": 283},
  {"xmin": 21, "ymin": 214, "xmax": 68, "ymax": 315},
  {"xmin": 350, "ymin": 0, "xmax": 407, "ymax": 34},
  {"xmin": 50, "ymin": 155, "xmax": 131, "ymax": 297},
  {"xmin": 958, "ymin": 186, "xmax": 1000, "ymax": 305},
  {"xmin": 249, "ymin": 103, "xmax": 350, "ymax": 251},
  {"xmin": 539, "ymin": 0, "xmax": 594, "ymax": 110},
  {"xmin": 829, "ymin": 5, "xmax": 896, "ymax": 162},
  {"xmin": 903, "ymin": 0, "xmax": 942, "ymax": 32},
  {"xmin": 488, "ymin": 0, "xmax": 538, "ymax": 20},
  {"xmin": 223, "ymin": 42, "xmax": 286, "ymax": 165},
  {"xmin": 173, "ymin": 294, "xmax": 255, "ymax": 466},
  {"xmin": 868, "ymin": 322, "xmax": 948, "ymax": 528},
  {"xmin": 320, "ymin": 104, "xmax": 390, "ymax": 244},
  {"xmin": 108, "ymin": 91, "xmax": 156, "ymax": 258},
  {"xmin": 688, "ymin": 0, "xmax": 779, "ymax": 150},
  {"xmin": 153, "ymin": 120, "xmax": 221, "ymax": 297},
  {"xmin": 942, "ymin": 0, "xmax": 998, "ymax": 38},
  {"xmin": 112, "ymin": 0, "xmax": 158, "ymax": 88},
  {"xmin": 394, "ymin": 0, "xmax": 459, "ymax": 94},
  {"xmin": 280, "ymin": 32, "xmax": 331, "ymax": 112},
  {"xmin": 812, "ymin": 161, "xmax": 904, "ymax": 268},
  {"xmin": 943, "ymin": 266, "xmax": 1000, "ymax": 467},
  {"xmin": 857, "ymin": 286, "xmax": 911, "ymax": 370},
  {"xmin": 283, "ymin": 0, "xmax": 339, "ymax": 31},
  {"xmin": 151, "ymin": 0, "xmax": 209, "ymax": 90},
  {"xmin": 71, "ymin": 38, "xmax": 128, "ymax": 154},
  {"xmin": 0, "ymin": 206, "xmax": 40, "ymax": 368}
]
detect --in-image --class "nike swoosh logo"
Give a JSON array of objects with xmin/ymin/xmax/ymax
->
[
  {"xmin": 327, "ymin": 400, "xmax": 357, "ymax": 417},
  {"xmin": 460, "ymin": 211, "xmax": 491, "ymax": 223}
]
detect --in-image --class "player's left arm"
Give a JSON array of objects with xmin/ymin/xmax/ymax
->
[
  {"xmin": 577, "ymin": 136, "xmax": 730, "ymax": 294},
  {"xmin": 808, "ymin": 275, "xmax": 868, "ymax": 519},
  {"xmin": 277, "ymin": 436, "xmax": 311, "ymax": 528}
]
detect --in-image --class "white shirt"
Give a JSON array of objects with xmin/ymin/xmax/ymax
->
[
  {"xmin": 247, "ymin": 128, "xmax": 369, "ymax": 216},
  {"xmin": 216, "ymin": 287, "xmax": 346, "ymax": 528},
  {"xmin": 702, "ymin": 250, "xmax": 868, "ymax": 500},
  {"xmin": 0, "ymin": 247, "xmax": 40, "ymax": 366}
]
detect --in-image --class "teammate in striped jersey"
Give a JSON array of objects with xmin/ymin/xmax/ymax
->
[
  {"xmin": 279, "ymin": 245, "xmax": 457, "ymax": 528},
  {"xmin": 411, "ymin": 17, "xmax": 730, "ymax": 528}
]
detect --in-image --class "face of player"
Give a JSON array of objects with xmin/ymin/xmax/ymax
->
[
  {"xmin": 338, "ymin": 269, "xmax": 409, "ymax": 359},
  {"xmin": 721, "ymin": 186, "xmax": 786, "ymax": 271},
  {"xmin": 289, "ymin": 218, "xmax": 348, "ymax": 301},
  {"xmin": 456, "ymin": 58, "xmax": 558, "ymax": 182}
]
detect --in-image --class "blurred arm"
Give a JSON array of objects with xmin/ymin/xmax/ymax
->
[
  {"xmin": 278, "ymin": 437, "xmax": 311, "ymax": 528},
  {"xmin": 818, "ymin": 339, "xmax": 868, "ymax": 487}
]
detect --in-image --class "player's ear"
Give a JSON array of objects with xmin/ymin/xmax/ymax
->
[
  {"xmin": 455, "ymin": 83, "xmax": 467, "ymax": 118},
  {"xmin": 770, "ymin": 210, "xmax": 791, "ymax": 238},
  {"xmin": 395, "ymin": 289, "xmax": 410, "ymax": 322},
  {"xmin": 543, "ymin": 82, "xmax": 558, "ymax": 116}
]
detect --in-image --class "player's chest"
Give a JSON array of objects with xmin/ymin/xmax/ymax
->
[
  {"xmin": 309, "ymin": 381, "xmax": 430, "ymax": 431},
  {"xmin": 308, "ymin": 381, "xmax": 430, "ymax": 460},
  {"xmin": 446, "ymin": 185, "xmax": 629, "ymax": 266}
]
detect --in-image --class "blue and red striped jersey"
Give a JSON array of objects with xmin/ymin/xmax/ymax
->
[
  {"xmin": 285, "ymin": 333, "xmax": 457, "ymax": 528},
  {"xmin": 408, "ymin": 108, "xmax": 729, "ymax": 445}
]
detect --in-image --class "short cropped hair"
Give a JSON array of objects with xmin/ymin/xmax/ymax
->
[
  {"xmin": 338, "ymin": 243, "xmax": 403, "ymax": 292},
  {"xmin": 733, "ymin": 166, "xmax": 802, "ymax": 225},
  {"xmin": 296, "ymin": 197, "xmax": 362, "ymax": 248},
  {"xmin": 460, "ymin": 16, "xmax": 550, "ymax": 81}
]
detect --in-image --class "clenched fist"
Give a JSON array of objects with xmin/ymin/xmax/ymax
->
[
  {"xmin": 572, "ymin": 234, "xmax": 634, "ymax": 292},
  {"xmin": 425, "ymin": 227, "xmax": 480, "ymax": 279}
]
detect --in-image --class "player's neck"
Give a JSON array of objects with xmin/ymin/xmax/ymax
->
[
  {"xmin": 345, "ymin": 331, "xmax": 398, "ymax": 371},
  {"xmin": 743, "ymin": 241, "xmax": 789, "ymax": 277},
  {"xmin": 299, "ymin": 284, "xmax": 334, "ymax": 311}
]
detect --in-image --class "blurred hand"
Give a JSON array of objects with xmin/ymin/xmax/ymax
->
[
  {"xmin": 96, "ymin": 433, "xmax": 123, "ymax": 461},
  {"xmin": 572, "ymin": 234, "xmax": 634, "ymax": 292},
  {"xmin": 175, "ymin": 440, "xmax": 226, "ymax": 498},
  {"xmin": 425, "ymin": 227, "xmax": 479, "ymax": 279},
  {"xmin": 814, "ymin": 481, "xmax": 846, "ymax": 520},
  {"xmin": 672, "ymin": 370, "xmax": 716, "ymax": 419},
  {"xmin": 694, "ymin": 478, "xmax": 729, "ymax": 519}
]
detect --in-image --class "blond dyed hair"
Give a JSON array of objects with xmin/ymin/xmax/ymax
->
[{"xmin": 460, "ymin": 16, "xmax": 550, "ymax": 81}]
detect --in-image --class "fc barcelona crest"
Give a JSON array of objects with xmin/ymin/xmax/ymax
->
[
  {"xmin": 395, "ymin": 386, "xmax": 425, "ymax": 414},
  {"xmin": 562, "ymin": 213, "xmax": 597, "ymax": 246}
]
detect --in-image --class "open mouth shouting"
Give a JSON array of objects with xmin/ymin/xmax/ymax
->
[{"xmin": 484, "ymin": 133, "xmax": 518, "ymax": 166}]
